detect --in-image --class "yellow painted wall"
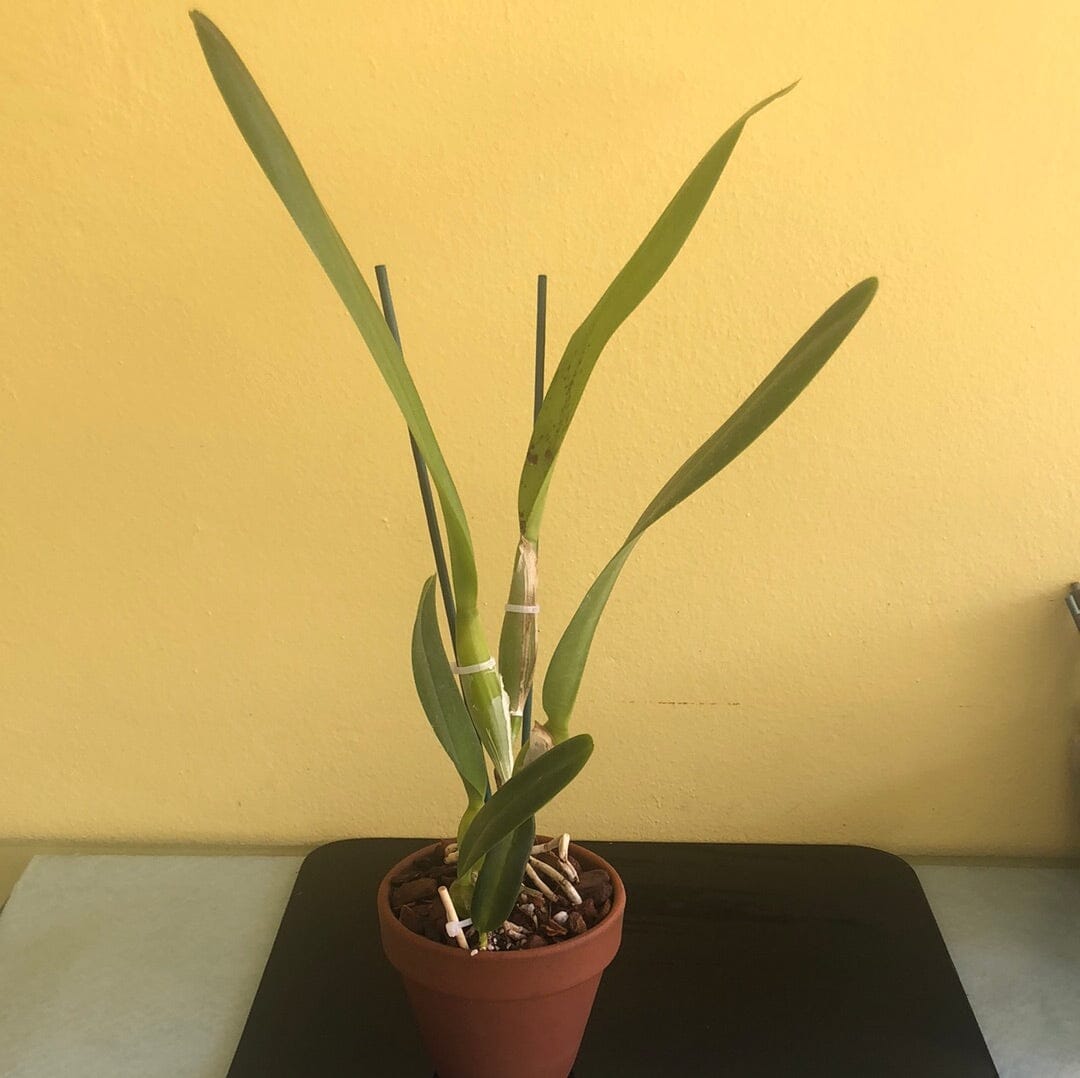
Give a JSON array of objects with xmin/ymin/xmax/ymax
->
[{"xmin": 3, "ymin": 1, "xmax": 1079, "ymax": 855}]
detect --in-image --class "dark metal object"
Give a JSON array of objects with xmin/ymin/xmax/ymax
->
[
  {"xmin": 375, "ymin": 265, "xmax": 457, "ymax": 645},
  {"xmin": 1066, "ymin": 583, "xmax": 1080, "ymax": 634},
  {"xmin": 228, "ymin": 839, "xmax": 996, "ymax": 1077},
  {"xmin": 523, "ymin": 273, "xmax": 547, "ymax": 743},
  {"xmin": 533, "ymin": 274, "xmax": 548, "ymax": 421}
]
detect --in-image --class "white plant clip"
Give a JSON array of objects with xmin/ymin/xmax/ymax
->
[
  {"xmin": 437, "ymin": 885, "xmax": 471, "ymax": 951},
  {"xmin": 452, "ymin": 657, "xmax": 497, "ymax": 676}
]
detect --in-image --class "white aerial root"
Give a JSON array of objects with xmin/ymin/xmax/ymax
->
[
  {"xmin": 524, "ymin": 862, "xmax": 559, "ymax": 901},
  {"xmin": 437, "ymin": 886, "xmax": 471, "ymax": 952},
  {"xmin": 530, "ymin": 833, "xmax": 579, "ymax": 882},
  {"xmin": 529, "ymin": 856, "xmax": 582, "ymax": 906},
  {"xmin": 443, "ymin": 842, "xmax": 459, "ymax": 865}
]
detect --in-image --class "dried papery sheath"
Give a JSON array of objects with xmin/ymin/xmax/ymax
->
[{"xmin": 520, "ymin": 722, "xmax": 555, "ymax": 768}]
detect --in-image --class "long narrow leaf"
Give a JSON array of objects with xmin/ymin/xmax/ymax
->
[
  {"xmin": 517, "ymin": 83, "xmax": 796, "ymax": 538},
  {"xmin": 189, "ymin": 13, "xmax": 480, "ymax": 612},
  {"xmin": 470, "ymin": 817, "xmax": 536, "ymax": 933},
  {"xmin": 411, "ymin": 577, "xmax": 488, "ymax": 801},
  {"xmin": 543, "ymin": 278, "xmax": 879, "ymax": 735},
  {"xmin": 458, "ymin": 734, "xmax": 593, "ymax": 874},
  {"xmin": 192, "ymin": 13, "xmax": 513, "ymax": 779}
]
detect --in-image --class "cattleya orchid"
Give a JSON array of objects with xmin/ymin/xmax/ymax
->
[{"xmin": 190, "ymin": 10, "xmax": 877, "ymax": 941}]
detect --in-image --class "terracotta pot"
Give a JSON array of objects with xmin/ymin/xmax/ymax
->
[{"xmin": 378, "ymin": 840, "xmax": 626, "ymax": 1078}]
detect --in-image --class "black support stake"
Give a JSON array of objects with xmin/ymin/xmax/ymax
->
[
  {"xmin": 522, "ymin": 274, "xmax": 547, "ymax": 742},
  {"xmin": 374, "ymin": 265, "xmax": 457, "ymax": 649}
]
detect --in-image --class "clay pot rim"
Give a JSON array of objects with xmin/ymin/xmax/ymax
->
[{"xmin": 378, "ymin": 838, "xmax": 626, "ymax": 962}]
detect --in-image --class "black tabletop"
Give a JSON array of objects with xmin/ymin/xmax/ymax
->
[{"xmin": 228, "ymin": 839, "xmax": 996, "ymax": 1077}]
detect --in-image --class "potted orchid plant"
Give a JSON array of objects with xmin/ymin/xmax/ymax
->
[{"xmin": 189, "ymin": 11, "xmax": 877, "ymax": 1078}]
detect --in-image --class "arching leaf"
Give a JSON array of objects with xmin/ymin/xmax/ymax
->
[
  {"xmin": 470, "ymin": 817, "xmax": 536, "ymax": 933},
  {"xmin": 458, "ymin": 734, "xmax": 593, "ymax": 874},
  {"xmin": 543, "ymin": 277, "xmax": 879, "ymax": 736},
  {"xmin": 517, "ymin": 83, "xmax": 797, "ymax": 539},
  {"xmin": 411, "ymin": 577, "xmax": 488, "ymax": 801},
  {"xmin": 189, "ymin": 12, "xmax": 480, "ymax": 613}
]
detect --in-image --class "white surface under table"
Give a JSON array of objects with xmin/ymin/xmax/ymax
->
[{"xmin": 0, "ymin": 853, "xmax": 1077, "ymax": 1078}]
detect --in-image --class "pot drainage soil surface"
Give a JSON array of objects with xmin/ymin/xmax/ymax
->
[{"xmin": 390, "ymin": 840, "xmax": 613, "ymax": 951}]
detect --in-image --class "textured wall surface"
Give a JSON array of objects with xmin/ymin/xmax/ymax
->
[{"xmin": 3, "ymin": 1, "xmax": 1078, "ymax": 853}]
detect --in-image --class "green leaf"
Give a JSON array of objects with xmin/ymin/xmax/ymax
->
[
  {"xmin": 411, "ymin": 577, "xmax": 488, "ymax": 800},
  {"xmin": 470, "ymin": 817, "xmax": 536, "ymax": 933},
  {"xmin": 543, "ymin": 278, "xmax": 879, "ymax": 735},
  {"xmin": 188, "ymin": 12, "xmax": 480, "ymax": 614},
  {"xmin": 517, "ymin": 82, "xmax": 797, "ymax": 539},
  {"xmin": 458, "ymin": 734, "xmax": 594, "ymax": 874}
]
